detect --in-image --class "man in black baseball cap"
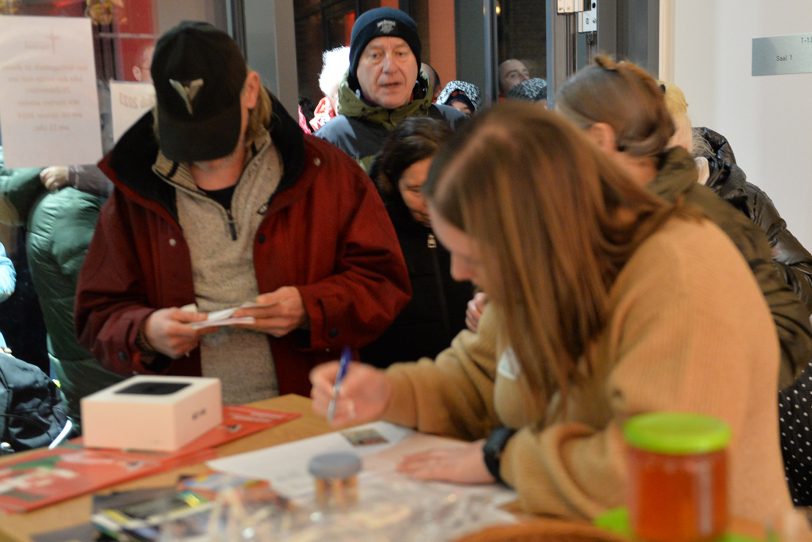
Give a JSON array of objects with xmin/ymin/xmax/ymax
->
[
  {"xmin": 76, "ymin": 21, "xmax": 410, "ymax": 407},
  {"xmin": 316, "ymin": 7, "xmax": 464, "ymax": 172},
  {"xmin": 150, "ymin": 20, "xmax": 249, "ymax": 162}
]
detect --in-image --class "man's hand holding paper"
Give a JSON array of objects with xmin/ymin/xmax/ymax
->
[
  {"xmin": 233, "ymin": 286, "xmax": 307, "ymax": 338},
  {"xmin": 143, "ymin": 307, "xmax": 210, "ymax": 359}
]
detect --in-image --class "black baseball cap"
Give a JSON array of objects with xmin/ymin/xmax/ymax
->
[{"xmin": 151, "ymin": 21, "xmax": 247, "ymax": 162}]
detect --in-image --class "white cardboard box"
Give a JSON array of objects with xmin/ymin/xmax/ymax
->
[{"xmin": 81, "ymin": 375, "xmax": 222, "ymax": 452}]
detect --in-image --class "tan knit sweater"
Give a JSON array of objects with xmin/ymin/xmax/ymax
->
[{"xmin": 383, "ymin": 216, "xmax": 793, "ymax": 523}]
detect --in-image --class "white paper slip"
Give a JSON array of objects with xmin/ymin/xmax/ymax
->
[
  {"xmin": 189, "ymin": 316, "xmax": 255, "ymax": 330},
  {"xmin": 187, "ymin": 301, "xmax": 271, "ymax": 329}
]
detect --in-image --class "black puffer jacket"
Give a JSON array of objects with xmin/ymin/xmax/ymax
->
[
  {"xmin": 360, "ymin": 193, "xmax": 472, "ymax": 368},
  {"xmin": 698, "ymin": 127, "xmax": 812, "ymax": 313}
]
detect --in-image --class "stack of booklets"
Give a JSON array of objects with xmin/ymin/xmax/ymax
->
[{"xmin": 0, "ymin": 405, "xmax": 299, "ymax": 513}]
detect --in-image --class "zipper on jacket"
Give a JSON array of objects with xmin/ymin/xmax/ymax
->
[
  {"xmin": 225, "ymin": 208, "xmax": 237, "ymax": 240},
  {"xmin": 427, "ymin": 232, "xmax": 451, "ymax": 337}
]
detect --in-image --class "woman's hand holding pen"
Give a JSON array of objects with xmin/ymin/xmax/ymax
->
[{"xmin": 309, "ymin": 361, "xmax": 392, "ymax": 427}]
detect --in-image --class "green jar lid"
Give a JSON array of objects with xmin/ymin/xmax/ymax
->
[
  {"xmin": 595, "ymin": 507, "xmax": 761, "ymax": 542},
  {"xmin": 623, "ymin": 412, "xmax": 731, "ymax": 455}
]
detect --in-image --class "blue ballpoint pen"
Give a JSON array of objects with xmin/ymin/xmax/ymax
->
[{"xmin": 326, "ymin": 345, "xmax": 352, "ymax": 423}]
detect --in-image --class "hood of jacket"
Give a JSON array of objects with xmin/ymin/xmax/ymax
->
[
  {"xmin": 649, "ymin": 146, "xmax": 700, "ymax": 200},
  {"xmin": 696, "ymin": 127, "xmax": 748, "ymax": 207},
  {"xmin": 697, "ymin": 126, "xmax": 737, "ymax": 165},
  {"xmin": 102, "ymin": 91, "xmax": 305, "ymax": 222},
  {"xmin": 336, "ymin": 73, "xmax": 435, "ymax": 131}
]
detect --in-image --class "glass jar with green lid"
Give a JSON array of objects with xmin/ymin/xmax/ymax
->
[{"xmin": 623, "ymin": 412, "xmax": 731, "ymax": 542}]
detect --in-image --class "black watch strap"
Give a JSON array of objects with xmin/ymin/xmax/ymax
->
[{"xmin": 483, "ymin": 427, "xmax": 516, "ymax": 485}]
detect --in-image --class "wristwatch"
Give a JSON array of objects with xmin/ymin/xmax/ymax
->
[{"xmin": 483, "ymin": 427, "xmax": 516, "ymax": 485}]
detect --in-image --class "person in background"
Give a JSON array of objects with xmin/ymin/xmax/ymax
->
[
  {"xmin": 660, "ymin": 81, "xmax": 812, "ymax": 313},
  {"xmin": 362, "ymin": 118, "xmax": 472, "ymax": 367},
  {"xmin": 316, "ymin": 7, "xmax": 464, "ymax": 172},
  {"xmin": 0, "ymin": 242, "xmax": 15, "ymax": 354},
  {"xmin": 0, "ymin": 240, "xmax": 70, "ymax": 452},
  {"xmin": 554, "ymin": 56, "xmax": 812, "ymax": 391},
  {"xmin": 661, "ymin": 82, "xmax": 812, "ymax": 507},
  {"xmin": 309, "ymin": 46, "xmax": 350, "ymax": 133},
  {"xmin": 75, "ymin": 21, "xmax": 410, "ymax": 404},
  {"xmin": 506, "ymin": 77, "xmax": 547, "ymax": 107},
  {"xmin": 436, "ymin": 80, "xmax": 481, "ymax": 117},
  {"xmin": 297, "ymin": 96, "xmax": 316, "ymax": 134},
  {"xmin": 131, "ymin": 43, "xmax": 155, "ymax": 83},
  {"xmin": 1, "ymin": 114, "xmax": 120, "ymax": 421},
  {"xmin": 27, "ymin": 171, "xmax": 122, "ymax": 425},
  {"xmin": 22, "ymin": 75, "xmax": 122, "ymax": 425},
  {"xmin": 498, "ymin": 58, "xmax": 530, "ymax": 96},
  {"xmin": 0, "ymin": 158, "xmax": 49, "ymax": 370},
  {"xmin": 422, "ymin": 62, "xmax": 442, "ymax": 102},
  {"xmin": 311, "ymin": 103, "xmax": 793, "ymax": 523}
]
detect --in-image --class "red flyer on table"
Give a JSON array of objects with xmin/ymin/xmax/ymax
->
[{"xmin": 0, "ymin": 405, "xmax": 300, "ymax": 513}]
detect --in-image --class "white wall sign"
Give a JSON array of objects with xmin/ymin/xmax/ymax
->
[
  {"xmin": 0, "ymin": 16, "xmax": 103, "ymax": 168},
  {"xmin": 109, "ymin": 81, "xmax": 155, "ymax": 143},
  {"xmin": 752, "ymin": 34, "xmax": 812, "ymax": 76}
]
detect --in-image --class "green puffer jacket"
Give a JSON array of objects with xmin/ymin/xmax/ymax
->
[
  {"xmin": 0, "ymin": 149, "xmax": 122, "ymax": 423},
  {"xmin": 652, "ymin": 147, "xmax": 812, "ymax": 390},
  {"xmin": 0, "ymin": 149, "xmax": 43, "ymax": 227},
  {"xmin": 27, "ymin": 188, "xmax": 123, "ymax": 421}
]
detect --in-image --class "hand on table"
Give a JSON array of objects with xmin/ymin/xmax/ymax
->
[
  {"xmin": 397, "ymin": 439, "xmax": 495, "ymax": 484},
  {"xmin": 234, "ymin": 286, "xmax": 307, "ymax": 337},
  {"xmin": 39, "ymin": 166, "xmax": 70, "ymax": 191},
  {"xmin": 310, "ymin": 361, "xmax": 391, "ymax": 427},
  {"xmin": 465, "ymin": 292, "xmax": 488, "ymax": 332},
  {"xmin": 143, "ymin": 307, "xmax": 212, "ymax": 358}
]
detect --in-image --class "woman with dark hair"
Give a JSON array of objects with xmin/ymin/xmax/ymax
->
[
  {"xmin": 311, "ymin": 104, "xmax": 793, "ymax": 522},
  {"xmin": 362, "ymin": 117, "xmax": 472, "ymax": 367}
]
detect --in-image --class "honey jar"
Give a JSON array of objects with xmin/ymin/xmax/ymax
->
[{"xmin": 623, "ymin": 412, "xmax": 730, "ymax": 542}]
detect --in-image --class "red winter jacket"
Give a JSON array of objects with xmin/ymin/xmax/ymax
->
[{"xmin": 75, "ymin": 99, "xmax": 410, "ymax": 396}]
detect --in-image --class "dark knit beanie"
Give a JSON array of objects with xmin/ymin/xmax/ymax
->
[{"xmin": 348, "ymin": 8, "xmax": 421, "ymax": 91}]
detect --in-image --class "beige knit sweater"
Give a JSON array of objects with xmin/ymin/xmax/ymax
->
[{"xmin": 383, "ymin": 216, "xmax": 793, "ymax": 524}]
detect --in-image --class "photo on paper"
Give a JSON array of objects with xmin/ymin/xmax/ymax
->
[{"xmin": 341, "ymin": 427, "xmax": 389, "ymax": 447}]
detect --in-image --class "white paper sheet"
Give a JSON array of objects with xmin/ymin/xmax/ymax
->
[
  {"xmin": 207, "ymin": 421, "xmax": 515, "ymax": 505},
  {"xmin": 109, "ymin": 81, "xmax": 155, "ymax": 143},
  {"xmin": 0, "ymin": 16, "xmax": 103, "ymax": 168}
]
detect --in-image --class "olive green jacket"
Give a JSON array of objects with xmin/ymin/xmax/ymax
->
[
  {"xmin": 650, "ymin": 147, "xmax": 812, "ymax": 389},
  {"xmin": 315, "ymin": 73, "xmax": 465, "ymax": 172}
]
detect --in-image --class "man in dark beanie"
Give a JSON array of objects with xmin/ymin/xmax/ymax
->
[
  {"xmin": 75, "ymin": 21, "xmax": 410, "ymax": 406},
  {"xmin": 316, "ymin": 7, "xmax": 464, "ymax": 172}
]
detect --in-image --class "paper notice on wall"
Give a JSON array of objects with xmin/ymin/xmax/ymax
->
[
  {"xmin": 0, "ymin": 16, "xmax": 103, "ymax": 168},
  {"xmin": 110, "ymin": 81, "xmax": 155, "ymax": 143}
]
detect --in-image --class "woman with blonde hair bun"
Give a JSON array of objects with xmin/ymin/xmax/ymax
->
[
  {"xmin": 660, "ymin": 79, "xmax": 812, "ymax": 505},
  {"xmin": 659, "ymin": 80, "xmax": 812, "ymax": 315},
  {"xmin": 555, "ymin": 55, "xmax": 812, "ymax": 392},
  {"xmin": 310, "ymin": 103, "xmax": 793, "ymax": 523}
]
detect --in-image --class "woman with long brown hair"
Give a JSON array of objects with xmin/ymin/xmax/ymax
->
[{"xmin": 310, "ymin": 103, "xmax": 792, "ymax": 522}]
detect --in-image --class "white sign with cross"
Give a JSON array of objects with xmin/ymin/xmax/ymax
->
[{"xmin": 0, "ymin": 15, "xmax": 103, "ymax": 168}]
